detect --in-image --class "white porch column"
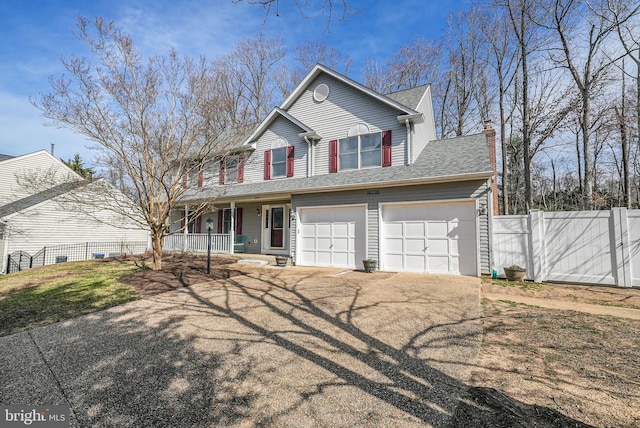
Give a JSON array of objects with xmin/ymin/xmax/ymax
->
[
  {"xmin": 183, "ymin": 204, "xmax": 189, "ymax": 252},
  {"xmin": 612, "ymin": 207, "xmax": 632, "ymax": 287},
  {"xmin": 230, "ymin": 201, "xmax": 235, "ymax": 254}
]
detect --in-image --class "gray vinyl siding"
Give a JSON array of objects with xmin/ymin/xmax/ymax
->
[
  {"xmin": 243, "ymin": 116, "xmax": 309, "ymax": 183},
  {"xmin": 413, "ymin": 86, "xmax": 438, "ymax": 160},
  {"xmin": 286, "ymin": 74, "xmax": 408, "ymax": 174},
  {"xmin": 292, "ymin": 180, "xmax": 491, "ymax": 274}
]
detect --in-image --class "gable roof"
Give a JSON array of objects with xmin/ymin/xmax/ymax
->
[
  {"xmin": 180, "ymin": 132, "xmax": 492, "ymax": 203},
  {"xmin": 0, "ymin": 154, "xmax": 15, "ymax": 162},
  {"xmin": 385, "ymin": 84, "xmax": 430, "ymax": 110},
  {"xmin": 281, "ymin": 64, "xmax": 421, "ymax": 116},
  {"xmin": 243, "ymin": 107, "xmax": 314, "ymax": 146}
]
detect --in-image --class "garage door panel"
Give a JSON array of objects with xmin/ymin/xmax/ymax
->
[
  {"xmin": 428, "ymin": 255, "xmax": 451, "ymax": 273},
  {"xmin": 427, "ymin": 239, "xmax": 450, "ymax": 255},
  {"xmin": 405, "ymin": 238, "xmax": 426, "ymax": 253},
  {"xmin": 406, "ymin": 254, "xmax": 427, "ymax": 272},
  {"xmin": 382, "ymin": 201, "xmax": 477, "ymax": 276},
  {"xmin": 427, "ymin": 221, "xmax": 449, "ymax": 237},
  {"xmin": 301, "ymin": 236, "xmax": 317, "ymax": 250},
  {"xmin": 317, "ymin": 237, "xmax": 332, "ymax": 250},
  {"xmin": 298, "ymin": 206, "xmax": 365, "ymax": 269},
  {"xmin": 405, "ymin": 222, "xmax": 426, "ymax": 236},
  {"xmin": 317, "ymin": 223, "xmax": 331, "ymax": 236}
]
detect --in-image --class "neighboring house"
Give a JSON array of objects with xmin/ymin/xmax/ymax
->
[
  {"xmin": 0, "ymin": 150, "xmax": 149, "ymax": 273},
  {"xmin": 175, "ymin": 64, "xmax": 498, "ymax": 276}
]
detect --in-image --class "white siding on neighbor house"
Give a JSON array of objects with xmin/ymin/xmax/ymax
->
[
  {"xmin": 292, "ymin": 180, "xmax": 491, "ymax": 274},
  {"xmin": 412, "ymin": 86, "xmax": 438, "ymax": 161},
  {"xmin": 0, "ymin": 150, "xmax": 79, "ymax": 206},
  {"xmin": 243, "ymin": 116, "xmax": 309, "ymax": 183},
  {"xmin": 4, "ymin": 190, "xmax": 148, "ymax": 257},
  {"xmin": 286, "ymin": 74, "xmax": 408, "ymax": 175}
]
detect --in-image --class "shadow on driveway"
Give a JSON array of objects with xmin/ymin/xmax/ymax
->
[{"xmin": 0, "ymin": 267, "xmax": 591, "ymax": 427}]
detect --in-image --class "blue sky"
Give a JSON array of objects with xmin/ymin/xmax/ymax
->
[{"xmin": 0, "ymin": 0, "xmax": 470, "ymax": 164}]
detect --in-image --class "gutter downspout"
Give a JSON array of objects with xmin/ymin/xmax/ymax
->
[
  {"xmin": 405, "ymin": 119, "xmax": 412, "ymax": 165},
  {"xmin": 303, "ymin": 135, "xmax": 313, "ymax": 177}
]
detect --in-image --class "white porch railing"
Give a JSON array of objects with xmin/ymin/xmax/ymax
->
[{"xmin": 163, "ymin": 233, "xmax": 232, "ymax": 254}]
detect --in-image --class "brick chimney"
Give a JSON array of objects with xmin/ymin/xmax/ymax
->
[{"xmin": 484, "ymin": 121, "xmax": 499, "ymax": 216}]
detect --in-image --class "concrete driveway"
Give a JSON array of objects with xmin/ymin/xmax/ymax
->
[{"xmin": 0, "ymin": 265, "xmax": 482, "ymax": 427}]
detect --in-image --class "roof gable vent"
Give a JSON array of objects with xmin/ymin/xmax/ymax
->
[{"xmin": 313, "ymin": 83, "xmax": 330, "ymax": 102}]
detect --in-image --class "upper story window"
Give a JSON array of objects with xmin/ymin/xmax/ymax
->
[
  {"xmin": 329, "ymin": 124, "xmax": 392, "ymax": 173},
  {"xmin": 264, "ymin": 138, "xmax": 294, "ymax": 180},
  {"xmin": 219, "ymin": 154, "xmax": 244, "ymax": 185}
]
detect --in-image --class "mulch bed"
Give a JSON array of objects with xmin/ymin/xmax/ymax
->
[{"xmin": 114, "ymin": 253, "xmax": 243, "ymax": 298}]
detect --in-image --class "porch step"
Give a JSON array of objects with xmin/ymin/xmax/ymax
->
[{"xmin": 237, "ymin": 259, "xmax": 269, "ymax": 266}]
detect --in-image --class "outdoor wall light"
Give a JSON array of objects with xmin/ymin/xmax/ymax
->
[{"xmin": 256, "ymin": 209, "xmax": 261, "ymax": 216}]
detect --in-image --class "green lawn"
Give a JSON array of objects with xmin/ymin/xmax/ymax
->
[{"xmin": 0, "ymin": 260, "xmax": 141, "ymax": 336}]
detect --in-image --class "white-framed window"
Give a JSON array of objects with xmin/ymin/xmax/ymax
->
[
  {"xmin": 271, "ymin": 147, "xmax": 287, "ymax": 177},
  {"xmin": 225, "ymin": 155, "xmax": 239, "ymax": 183},
  {"xmin": 339, "ymin": 132, "xmax": 382, "ymax": 170}
]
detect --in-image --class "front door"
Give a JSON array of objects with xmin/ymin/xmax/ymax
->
[{"xmin": 270, "ymin": 207, "xmax": 284, "ymax": 248}]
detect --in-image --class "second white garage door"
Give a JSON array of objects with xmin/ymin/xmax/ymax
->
[
  {"xmin": 298, "ymin": 205, "xmax": 366, "ymax": 269},
  {"xmin": 381, "ymin": 201, "xmax": 477, "ymax": 275}
]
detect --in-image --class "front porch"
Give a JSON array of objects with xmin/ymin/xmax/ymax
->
[{"xmin": 170, "ymin": 199, "xmax": 293, "ymax": 257}]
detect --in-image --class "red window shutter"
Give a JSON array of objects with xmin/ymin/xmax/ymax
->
[
  {"xmin": 264, "ymin": 150, "xmax": 271, "ymax": 180},
  {"xmin": 382, "ymin": 130, "xmax": 392, "ymax": 167},
  {"xmin": 217, "ymin": 210, "xmax": 223, "ymax": 233},
  {"xmin": 195, "ymin": 215, "xmax": 202, "ymax": 233},
  {"xmin": 198, "ymin": 169, "xmax": 203, "ymax": 187},
  {"xmin": 238, "ymin": 154, "xmax": 245, "ymax": 183},
  {"xmin": 286, "ymin": 146, "xmax": 294, "ymax": 177},
  {"xmin": 235, "ymin": 207, "xmax": 243, "ymax": 235},
  {"xmin": 329, "ymin": 140, "xmax": 338, "ymax": 173},
  {"xmin": 182, "ymin": 174, "xmax": 187, "ymax": 188},
  {"xmin": 219, "ymin": 161, "xmax": 225, "ymax": 185},
  {"xmin": 180, "ymin": 210, "xmax": 185, "ymax": 230}
]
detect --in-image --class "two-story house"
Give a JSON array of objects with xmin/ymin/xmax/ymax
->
[{"xmin": 175, "ymin": 64, "xmax": 497, "ymax": 276}]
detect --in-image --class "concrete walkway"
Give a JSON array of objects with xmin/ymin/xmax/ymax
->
[
  {"xmin": 0, "ymin": 267, "xmax": 483, "ymax": 427},
  {"xmin": 483, "ymin": 292, "xmax": 640, "ymax": 320}
]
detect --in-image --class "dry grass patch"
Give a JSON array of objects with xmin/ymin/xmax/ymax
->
[{"xmin": 472, "ymin": 299, "xmax": 640, "ymax": 427}]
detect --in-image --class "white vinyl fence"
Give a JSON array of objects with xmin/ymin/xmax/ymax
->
[
  {"xmin": 163, "ymin": 233, "xmax": 232, "ymax": 254},
  {"xmin": 492, "ymin": 208, "xmax": 640, "ymax": 287}
]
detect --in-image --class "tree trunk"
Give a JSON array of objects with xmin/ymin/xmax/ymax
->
[
  {"xmin": 576, "ymin": 129, "xmax": 583, "ymax": 200},
  {"xmin": 521, "ymin": 5, "xmax": 532, "ymax": 212},
  {"xmin": 500, "ymin": 77, "xmax": 509, "ymax": 215},
  {"xmin": 151, "ymin": 229, "xmax": 163, "ymax": 270},
  {"xmin": 582, "ymin": 90, "xmax": 593, "ymax": 209}
]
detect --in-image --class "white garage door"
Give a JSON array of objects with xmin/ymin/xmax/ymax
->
[
  {"xmin": 381, "ymin": 201, "xmax": 477, "ymax": 275},
  {"xmin": 298, "ymin": 205, "xmax": 366, "ymax": 269}
]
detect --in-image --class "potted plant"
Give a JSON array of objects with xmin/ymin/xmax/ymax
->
[
  {"xmin": 362, "ymin": 258, "xmax": 377, "ymax": 273},
  {"xmin": 275, "ymin": 255, "xmax": 289, "ymax": 267},
  {"xmin": 504, "ymin": 264, "xmax": 526, "ymax": 281}
]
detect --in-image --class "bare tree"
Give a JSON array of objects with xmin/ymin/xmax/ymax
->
[
  {"xmin": 234, "ymin": 0, "xmax": 353, "ymax": 29},
  {"xmin": 478, "ymin": 3, "xmax": 520, "ymax": 214},
  {"xmin": 285, "ymin": 40, "xmax": 352, "ymax": 93},
  {"xmin": 225, "ymin": 32, "xmax": 287, "ymax": 123},
  {"xmin": 538, "ymin": 0, "xmax": 637, "ymax": 208},
  {"xmin": 31, "ymin": 17, "xmax": 234, "ymax": 270}
]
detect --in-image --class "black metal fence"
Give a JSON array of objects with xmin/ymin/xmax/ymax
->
[{"xmin": 5, "ymin": 241, "xmax": 149, "ymax": 274}]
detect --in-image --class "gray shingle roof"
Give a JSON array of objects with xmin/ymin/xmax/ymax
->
[
  {"xmin": 0, "ymin": 154, "xmax": 15, "ymax": 162},
  {"xmin": 385, "ymin": 85, "xmax": 429, "ymax": 110},
  {"xmin": 180, "ymin": 132, "xmax": 492, "ymax": 203}
]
